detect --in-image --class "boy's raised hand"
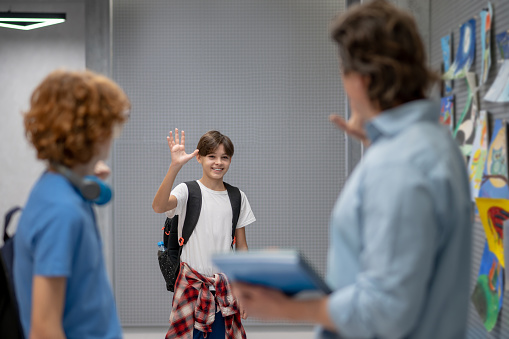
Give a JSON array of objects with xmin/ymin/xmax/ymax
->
[{"xmin": 167, "ymin": 128, "xmax": 199, "ymax": 167}]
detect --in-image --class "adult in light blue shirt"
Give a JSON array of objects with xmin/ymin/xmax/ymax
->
[
  {"xmin": 233, "ymin": 1, "xmax": 472, "ymax": 338},
  {"xmin": 323, "ymin": 98, "xmax": 472, "ymax": 338}
]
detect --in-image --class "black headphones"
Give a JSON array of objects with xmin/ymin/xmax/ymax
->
[{"xmin": 52, "ymin": 163, "xmax": 101, "ymax": 201}]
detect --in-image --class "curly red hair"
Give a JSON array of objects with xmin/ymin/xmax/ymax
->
[{"xmin": 24, "ymin": 69, "xmax": 130, "ymax": 167}]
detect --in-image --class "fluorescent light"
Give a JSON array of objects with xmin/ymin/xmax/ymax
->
[{"xmin": 0, "ymin": 12, "xmax": 66, "ymax": 30}]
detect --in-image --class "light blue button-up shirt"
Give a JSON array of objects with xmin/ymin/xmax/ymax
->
[{"xmin": 318, "ymin": 100, "xmax": 472, "ymax": 339}]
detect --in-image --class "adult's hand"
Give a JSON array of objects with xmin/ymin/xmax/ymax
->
[
  {"xmin": 232, "ymin": 282, "xmax": 336, "ymax": 331},
  {"xmin": 329, "ymin": 114, "xmax": 370, "ymax": 147},
  {"xmin": 232, "ymin": 282, "xmax": 291, "ymax": 321}
]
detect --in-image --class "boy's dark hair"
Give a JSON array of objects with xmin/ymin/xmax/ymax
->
[
  {"xmin": 330, "ymin": 0, "xmax": 438, "ymax": 111},
  {"xmin": 197, "ymin": 131, "xmax": 234, "ymax": 157}
]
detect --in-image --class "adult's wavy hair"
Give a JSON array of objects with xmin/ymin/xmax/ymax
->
[
  {"xmin": 24, "ymin": 69, "xmax": 130, "ymax": 167},
  {"xmin": 197, "ymin": 131, "xmax": 234, "ymax": 157},
  {"xmin": 330, "ymin": 0, "xmax": 439, "ymax": 111}
]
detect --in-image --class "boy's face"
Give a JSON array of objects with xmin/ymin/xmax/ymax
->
[{"xmin": 197, "ymin": 144, "xmax": 232, "ymax": 181}]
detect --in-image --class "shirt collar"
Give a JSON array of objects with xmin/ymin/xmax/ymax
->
[{"xmin": 365, "ymin": 99, "xmax": 440, "ymax": 144}]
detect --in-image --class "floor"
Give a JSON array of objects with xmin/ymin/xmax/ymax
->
[{"xmin": 123, "ymin": 326, "xmax": 315, "ymax": 339}]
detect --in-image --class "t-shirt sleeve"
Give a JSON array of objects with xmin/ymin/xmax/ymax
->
[
  {"xmin": 164, "ymin": 182, "xmax": 189, "ymax": 218},
  {"xmin": 33, "ymin": 208, "xmax": 82, "ymax": 277},
  {"xmin": 237, "ymin": 190, "xmax": 256, "ymax": 228}
]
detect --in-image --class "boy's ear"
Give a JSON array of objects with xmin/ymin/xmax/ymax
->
[{"xmin": 196, "ymin": 154, "xmax": 202, "ymax": 164}]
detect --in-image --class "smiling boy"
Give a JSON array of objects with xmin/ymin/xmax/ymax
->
[{"xmin": 152, "ymin": 129, "xmax": 255, "ymax": 339}]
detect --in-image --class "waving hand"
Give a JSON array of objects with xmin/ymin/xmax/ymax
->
[
  {"xmin": 152, "ymin": 128, "xmax": 199, "ymax": 213},
  {"xmin": 167, "ymin": 128, "xmax": 199, "ymax": 167},
  {"xmin": 329, "ymin": 113, "xmax": 370, "ymax": 148}
]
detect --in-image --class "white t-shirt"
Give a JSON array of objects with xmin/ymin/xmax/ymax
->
[{"xmin": 165, "ymin": 180, "xmax": 256, "ymax": 276}]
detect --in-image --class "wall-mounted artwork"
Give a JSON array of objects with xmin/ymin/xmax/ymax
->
[
  {"xmin": 484, "ymin": 31, "xmax": 509, "ymax": 102},
  {"xmin": 476, "ymin": 198, "xmax": 509, "ymax": 268},
  {"xmin": 480, "ymin": 3, "xmax": 493, "ymax": 85},
  {"xmin": 468, "ymin": 110, "xmax": 488, "ymax": 200},
  {"xmin": 443, "ymin": 18, "xmax": 476, "ymax": 80},
  {"xmin": 439, "ymin": 95, "xmax": 454, "ymax": 130},
  {"xmin": 441, "ymin": 34, "xmax": 453, "ymax": 94},
  {"xmin": 497, "ymin": 30, "xmax": 509, "ymax": 58},
  {"xmin": 479, "ymin": 119, "xmax": 509, "ymax": 200},
  {"xmin": 454, "ymin": 73, "xmax": 478, "ymax": 156},
  {"xmin": 471, "ymin": 241, "xmax": 504, "ymax": 332}
]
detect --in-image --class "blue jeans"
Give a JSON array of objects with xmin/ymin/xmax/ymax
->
[{"xmin": 192, "ymin": 310, "xmax": 225, "ymax": 339}]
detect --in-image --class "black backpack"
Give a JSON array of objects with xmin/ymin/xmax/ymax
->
[
  {"xmin": 0, "ymin": 206, "xmax": 25, "ymax": 339},
  {"xmin": 158, "ymin": 181, "xmax": 241, "ymax": 292}
]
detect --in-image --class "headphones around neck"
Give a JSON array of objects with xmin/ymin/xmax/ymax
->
[{"xmin": 52, "ymin": 163, "xmax": 113, "ymax": 205}]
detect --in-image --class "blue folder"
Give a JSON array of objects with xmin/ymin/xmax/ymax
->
[{"xmin": 212, "ymin": 250, "xmax": 332, "ymax": 296}]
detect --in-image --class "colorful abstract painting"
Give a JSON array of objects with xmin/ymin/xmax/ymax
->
[
  {"xmin": 441, "ymin": 34, "xmax": 453, "ymax": 94},
  {"xmin": 476, "ymin": 198, "xmax": 509, "ymax": 267},
  {"xmin": 485, "ymin": 31, "xmax": 509, "ymax": 103},
  {"xmin": 468, "ymin": 110, "xmax": 488, "ymax": 200},
  {"xmin": 443, "ymin": 18, "xmax": 476, "ymax": 80},
  {"xmin": 439, "ymin": 95, "xmax": 454, "ymax": 130},
  {"xmin": 480, "ymin": 3, "xmax": 493, "ymax": 85},
  {"xmin": 479, "ymin": 119, "xmax": 509, "ymax": 201},
  {"xmin": 454, "ymin": 73, "xmax": 478, "ymax": 156},
  {"xmin": 471, "ymin": 241, "xmax": 504, "ymax": 331}
]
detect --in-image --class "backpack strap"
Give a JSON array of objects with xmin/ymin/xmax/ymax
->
[
  {"xmin": 180, "ymin": 181, "xmax": 202, "ymax": 246},
  {"xmin": 163, "ymin": 216, "xmax": 176, "ymax": 251},
  {"xmin": 3, "ymin": 207, "xmax": 22, "ymax": 243},
  {"xmin": 224, "ymin": 182, "xmax": 241, "ymax": 248},
  {"xmin": 1, "ymin": 206, "xmax": 24, "ymax": 339}
]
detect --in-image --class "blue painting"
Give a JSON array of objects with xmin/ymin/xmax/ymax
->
[
  {"xmin": 443, "ymin": 18, "xmax": 476, "ymax": 80},
  {"xmin": 441, "ymin": 35, "xmax": 453, "ymax": 93},
  {"xmin": 496, "ymin": 31, "xmax": 509, "ymax": 59}
]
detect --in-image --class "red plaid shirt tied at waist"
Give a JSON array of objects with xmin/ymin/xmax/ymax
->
[{"xmin": 166, "ymin": 262, "xmax": 247, "ymax": 339}]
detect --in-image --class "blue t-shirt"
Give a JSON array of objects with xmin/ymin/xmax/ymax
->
[{"xmin": 13, "ymin": 171, "xmax": 122, "ymax": 339}]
